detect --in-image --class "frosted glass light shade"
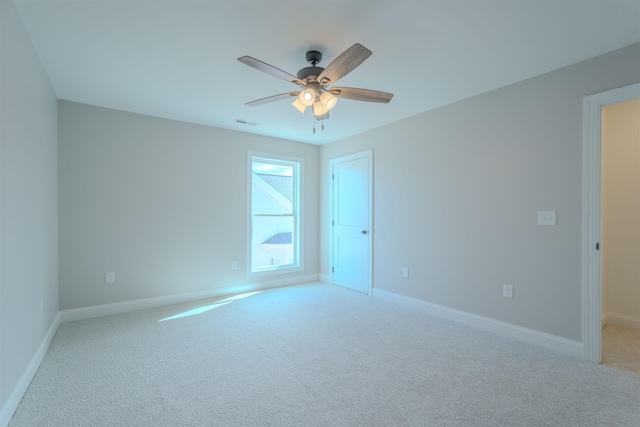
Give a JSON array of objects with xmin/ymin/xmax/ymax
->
[
  {"xmin": 312, "ymin": 101, "xmax": 325, "ymax": 116},
  {"xmin": 320, "ymin": 92, "xmax": 338, "ymax": 110},
  {"xmin": 292, "ymin": 98, "xmax": 307, "ymax": 113},
  {"xmin": 299, "ymin": 88, "xmax": 316, "ymax": 106}
]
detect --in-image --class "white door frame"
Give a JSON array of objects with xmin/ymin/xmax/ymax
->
[
  {"xmin": 582, "ymin": 82, "xmax": 640, "ymax": 363},
  {"xmin": 330, "ymin": 150, "xmax": 373, "ymax": 295}
]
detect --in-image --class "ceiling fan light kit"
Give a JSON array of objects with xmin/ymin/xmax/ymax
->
[
  {"xmin": 312, "ymin": 101, "xmax": 325, "ymax": 117},
  {"xmin": 299, "ymin": 88, "xmax": 316, "ymax": 106},
  {"xmin": 320, "ymin": 91, "xmax": 338, "ymax": 110},
  {"xmin": 238, "ymin": 43, "xmax": 393, "ymax": 130},
  {"xmin": 291, "ymin": 97, "xmax": 307, "ymax": 114}
]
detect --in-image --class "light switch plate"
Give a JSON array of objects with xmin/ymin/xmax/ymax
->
[
  {"xmin": 538, "ymin": 211, "xmax": 556, "ymax": 226},
  {"xmin": 503, "ymin": 284, "xmax": 513, "ymax": 299}
]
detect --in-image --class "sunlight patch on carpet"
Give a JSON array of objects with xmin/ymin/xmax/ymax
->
[
  {"xmin": 158, "ymin": 291, "xmax": 263, "ymax": 322},
  {"xmin": 217, "ymin": 291, "xmax": 262, "ymax": 303}
]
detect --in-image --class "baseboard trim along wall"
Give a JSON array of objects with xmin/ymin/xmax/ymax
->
[
  {"xmin": 602, "ymin": 312, "xmax": 640, "ymax": 330},
  {"xmin": 60, "ymin": 274, "xmax": 319, "ymax": 323},
  {"xmin": 372, "ymin": 288, "xmax": 584, "ymax": 360},
  {"xmin": 319, "ymin": 274, "xmax": 332, "ymax": 284},
  {"xmin": 1, "ymin": 312, "xmax": 61, "ymax": 427}
]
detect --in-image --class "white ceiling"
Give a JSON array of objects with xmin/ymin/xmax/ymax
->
[{"xmin": 12, "ymin": 0, "xmax": 640, "ymax": 145}]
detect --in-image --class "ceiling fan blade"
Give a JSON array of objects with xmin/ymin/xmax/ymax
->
[
  {"xmin": 245, "ymin": 92, "xmax": 300, "ymax": 106},
  {"xmin": 317, "ymin": 43, "xmax": 372, "ymax": 85},
  {"xmin": 238, "ymin": 56, "xmax": 305, "ymax": 86},
  {"xmin": 330, "ymin": 87, "xmax": 394, "ymax": 103}
]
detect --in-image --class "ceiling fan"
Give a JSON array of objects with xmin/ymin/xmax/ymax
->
[{"xmin": 238, "ymin": 43, "xmax": 393, "ymax": 121}]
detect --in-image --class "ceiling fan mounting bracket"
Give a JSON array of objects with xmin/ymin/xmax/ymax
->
[{"xmin": 305, "ymin": 50, "xmax": 322, "ymax": 66}]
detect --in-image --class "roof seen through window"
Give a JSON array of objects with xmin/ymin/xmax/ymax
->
[{"xmin": 252, "ymin": 162, "xmax": 292, "ymax": 176}]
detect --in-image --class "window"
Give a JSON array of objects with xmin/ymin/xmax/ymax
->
[{"xmin": 248, "ymin": 153, "xmax": 302, "ymax": 274}]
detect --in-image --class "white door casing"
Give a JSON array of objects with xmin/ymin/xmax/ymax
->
[
  {"xmin": 582, "ymin": 82, "xmax": 640, "ymax": 363},
  {"xmin": 331, "ymin": 150, "xmax": 373, "ymax": 295}
]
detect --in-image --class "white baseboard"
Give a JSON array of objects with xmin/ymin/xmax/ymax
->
[
  {"xmin": 319, "ymin": 274, "xmax": 332, "ymax": 284},
  {"xmin": 60, "ymin": 274, "xmax": 319, "ymax": 323},
  {"xmin": 602, "ymin": 312, "xmax": 640, "ymax": 330},
  {"xmin": 1, "ymin": 312, "xmax": 60, "ymax": 427},
  {"xmin": 373, "ymin": 288, "xmax": 583, "ymax": 360}
]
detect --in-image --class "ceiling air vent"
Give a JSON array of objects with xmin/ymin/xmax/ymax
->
[{"xmin": 234, "ymin": 119, "xmax": 260, "ymax": 126}]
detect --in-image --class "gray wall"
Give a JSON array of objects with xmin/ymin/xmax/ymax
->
[
  {"xmin": 58, "ymin": 101, "xmax": 319, "ymax": 310},
  {"xmin": 320, "ymin": 43, "xmax": 640, "ymax": 342},
  {"xmin": 0, "ymin": 0, "xmax": 59, "ymax": 418}
]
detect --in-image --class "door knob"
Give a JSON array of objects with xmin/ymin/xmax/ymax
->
[{"xmin": 361, "ymin": 230, "xmax": 368, "ymax": 235}]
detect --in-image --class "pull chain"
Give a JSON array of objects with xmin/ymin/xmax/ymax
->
[{"xmin": 311, "ymin": 114, "xmax": 326, "ymax": 134}]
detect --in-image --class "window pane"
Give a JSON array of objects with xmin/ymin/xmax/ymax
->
[
  {"xmin": 250, "ymin": 155, "xmax": 300, "ymax": 274},
  {"xmin": 251, "ymin": 215, "xmax": 294, "ymax": 270},
  {"xmin": 252, "ymin": 162, "xmax": 293, "ymax": 215}
]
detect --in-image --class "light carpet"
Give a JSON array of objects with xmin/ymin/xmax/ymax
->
[
  {"xmin": 9, "ymin": 283, "xmax": 640, "ymax": 426},
  {"xmin": 602, "ymin": 323, "xmax": 640, "ymax": 375}
]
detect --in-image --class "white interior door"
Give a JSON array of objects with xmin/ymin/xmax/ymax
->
[{"xmin": 331, "ymin": 151, "xmax": 372, "ymax": 295}]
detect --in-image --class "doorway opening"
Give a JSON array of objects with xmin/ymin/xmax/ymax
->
[
  {"xmin": 600, "ymin": 99, "xmax": 640, "ymax": 373},
  {"xmin": 582, "ymin": 83, "xmax": 640, "ymax": 364}
]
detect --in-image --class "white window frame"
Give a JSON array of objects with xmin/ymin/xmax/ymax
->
[{"xmin": 247, "ymin": 151, "xmax": 304, "ymax": 277}]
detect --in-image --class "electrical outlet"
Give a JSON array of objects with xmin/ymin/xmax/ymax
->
[
  {"xmin": 538, "ymin": 211, "xmax": 556, "ymax": 226},
  {"xmin": 402, "ymin": 267, "xmax": 409, "ymax": 278},
  {"xmin": 106, "ymin": 272, "xmax": 115, "ymax": 283},
  {"xmin": 231, "ymin": 260, "xmax": 238, "ymax": 270},
  {"xmin": 503, "ymin": 284, "xmax": 513, "ymax": 299}
]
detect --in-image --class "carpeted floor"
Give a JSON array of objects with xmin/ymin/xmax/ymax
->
[
  {"xmin": 602, "ymin": 323, "xmax": 640, "ymax": 375},
  {"xmin": 9, "ymin": 283, "xmax": 640, "ymax": 426}
]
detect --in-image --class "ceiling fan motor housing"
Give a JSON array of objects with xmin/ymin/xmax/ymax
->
[{"xmin": 297, "ymin": 66, "xmax": 324, "ymax": 80}]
